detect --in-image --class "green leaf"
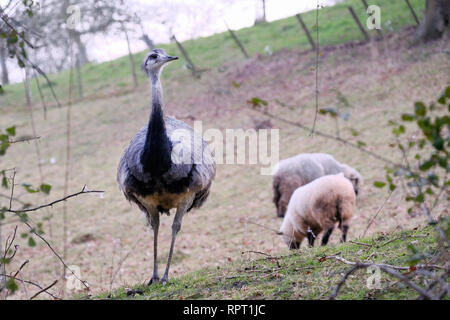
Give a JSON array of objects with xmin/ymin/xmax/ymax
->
[
  {"xmin": 5, "ymin": 278, "xmax": 18, "ymax": 293},
  {"xmin": 414, "ymin": 102, "xmax": 426, "ymax": 117},
  {"xmin": 232, "ymin": 81, "xmax": 241, "ymax": 88},
  {"xmin": 319, "ymin": 108, "xmax": 338, "ymax": 117},
  {"xmin": 247, "ymin": 97, "xmax": 268, "ymax": 108},
  {"xmin": 373, "ymin": 181, "xmax": 386, "ymax": 188},
  {"xmin": 22, "ymin": 183, "xmax": 40, "ymax": 193},
  {"xmin": 414, "ymin": 193, "xmax": 424, "ymax": 203},
  {"xmin": 357, "ymin": 141, "xmax": 366, "ymax": 147},
  {"xmin": 2, "ymin": 176, "xmax": 8, "ymax": 188},
  {"xmin": 6, "ymin": 126, "xmax": 16, "ymax": 136},
  {"xmin": 419, "ymin": 160, "xmax": 434, "ymax": 171},
  {"xmin": 28, "ymin": 236, "xmax": 36, "ymax": 247},
  {"xmin": 40, "ymin": 183, "xmax": 52, "ymax": 195}
]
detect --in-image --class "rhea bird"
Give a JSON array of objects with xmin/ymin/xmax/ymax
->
[{"xmin": 117, "ymin": 49, "xmax": 216, "ymax": 285}]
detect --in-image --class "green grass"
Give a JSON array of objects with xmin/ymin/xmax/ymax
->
[
  {"xmin": 0, "ymin": 0, "xmax": 425, "ymax": 110},
  {"xmin": 95, "ymin": 226, "xmax": 437, "ymax": 300}
]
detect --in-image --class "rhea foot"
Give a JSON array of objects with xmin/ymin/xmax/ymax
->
[{"xmin": 148, "ymin": 276, "xmax": 159, "ymax": 285}]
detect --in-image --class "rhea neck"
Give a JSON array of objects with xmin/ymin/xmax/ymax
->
[
  {"xmin": 149, "ymin": 70, "xmax": 163, "ymax": 110},
  {"xmin": 141, "ymin": 68, "xmax": 172, "ymax": 175}
]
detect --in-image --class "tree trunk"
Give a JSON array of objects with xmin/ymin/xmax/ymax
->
[
  {"xmin": 140, "ymin": 34, "xmax": 155, "ymax": 50},
  {"xmin": 254, "ymin": 0, "xmax": 267, "ymax": 25},
  {"xmin": 75, "ymin": 53, "xmax": 83, "ymax": 99},
  {"xmin": 24, "ymin": 65, "xmax": 32, "ymax": 106},
  {"xmin": 123, "ymin": 25, "xmax": 138, "ymax": 88},
  {"xmin": 71, "ymin": 31, "xmax": 89, "ymax": 65},
  {"xmin": 416, "ymin": 0, "xmax": 450, "ymax": 41},
  {"xmin": 0, "ymin": 40, "xmax": 9, "ymax": 85}
]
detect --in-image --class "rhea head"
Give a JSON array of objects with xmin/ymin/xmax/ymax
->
[{"xmin": 143, "ymin": 48, "xmax": 178, "ymax": 77}]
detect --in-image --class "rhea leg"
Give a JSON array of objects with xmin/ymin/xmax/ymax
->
[
  {"xmin": 147, "ymin": 208, "xmax": 160, "ymax": 285},
  {"xmin": 160, "ymin": 196, "xmax": 194, "ymax": 285}
]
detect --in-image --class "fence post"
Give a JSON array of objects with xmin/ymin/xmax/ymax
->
[
  {"xmin": 348, "ymin": 6, "xmax": 370, "ymax": 42},
  {"xmin": 24, "ymin": 65, "xmax": 32, "ymax": 106},
  {"xmin": 122, "ymin": 23, "xmax": 138, "ymax": 88},
  {"xmin": 225, "ymin": 22, "xmax": 249, "ymax": 59},
  {"xmin": 75, "ymin": 54, "xmax": 83, "ymax": 99},
  {"xmin": 404, "ymin": 0, "xmax": 420, "ymax": 26},
  {"xmin": 361, "ymin": 0, "xmax": 383, "ymax": 39},
  {"xmin": 295, "ymin": 14, "xmax": 316, "ymax": 50},
  {"xmin": 171, "ymin": 35, "xmax": 199, "ymax": 78}
]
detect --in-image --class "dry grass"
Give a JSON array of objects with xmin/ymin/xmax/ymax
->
[{"xmin": 0, "ymin": 28, "xmax": 449, "ymax": 299}]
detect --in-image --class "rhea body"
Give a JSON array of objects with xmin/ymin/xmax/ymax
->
[{"xmin": 117, "ymin": 49, "xmax": 216, "ymax": 285}]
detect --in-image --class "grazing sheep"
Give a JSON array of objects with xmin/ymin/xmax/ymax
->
[
  {"xmin": 272, "ymin": 153, "xmax": 362, "ymax": 218},
  {"xmin": 279, "ymin": 173, "xmax": 356, "ymax": 249}
]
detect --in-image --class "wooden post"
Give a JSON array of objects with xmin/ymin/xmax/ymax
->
[
  {"xmin": 295, "ymin": 14, "xmax": 316, "ymax": 50},
  {"xmin": 225, "ymin": 22, "xmax": 249, "ymax": 59},
  {"xmin": 122, "ymin": 23, "xmax": 138, "ymax": 88},
  {"xmin": 361, "ymin": 0, "xmax": 383, "ymax": 39},
  {"xmin": 171, "ymin": 35, "xmax": 199, "ymax": 78},
  {"xmin": 24, "ymin": 65, "xmax": 32, "ymax": 106},
  {"xmin": 348, "ymin": 6, "xmax": 370, "ymax": 42},
  {"xmin": 404, "ymin": 0, "xmax": 420, "ymax": 26},
  {"xmin": 75, "ymin": 54, "xmax": 83, "ymax": 99}
]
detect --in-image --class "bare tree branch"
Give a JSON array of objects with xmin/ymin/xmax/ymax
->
[
  {"xmin": 4, "ymin": 186, "xmax": 104, "ymax": 214},
  {"xmin": 328, "ymin": 255, "xmax": 446, "ymax": 300},
  {"xmin": 29, "ymin": 279, "xmax": 58, "ymax": 300}
]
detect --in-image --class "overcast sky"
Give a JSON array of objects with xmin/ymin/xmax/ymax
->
[{"xmin": 1, "ymin": 0, "xmax": 343, "ymax": 83}]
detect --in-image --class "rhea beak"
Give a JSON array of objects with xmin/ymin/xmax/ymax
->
[{"xmin": 165, "ymin": 55, "xmax": 178, "ymax": 62}]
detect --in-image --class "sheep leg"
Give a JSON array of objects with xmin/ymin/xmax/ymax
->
[
  {"xmin": 321, "ymin": 227, "xmax": 334, "ymax": 246},
  {"xmin": 341, "ymin": 225, "xmax": 349, "ymax": 242},
  {"xmin": 147, "ymin": 209, "xmax": 160, "ymax": 285},
  {"xmin": 160, "ymin": 196, "xmax": 194, "ymax": 285},
  {"xmin": 307, "ymin": 229, "xmax": 316, "ymax": 247}
]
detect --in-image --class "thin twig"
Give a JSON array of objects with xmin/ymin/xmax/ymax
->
[
  {"xmin": 243, "ymin": 218, "xmax": 283, "ymax": 235},
  {"xmin": 109, "ymin": 235, "xmax": 143, "ymax": 289},
  {"xmin": 0, "ymin": 274, "xmax": 60, "ymax": 299},
  {"xmin": 29, "ymin": 280, "xmax": 58, "ymax": 300},
  {"xmin": 251, "ymin": 108, "xmax": 398, "ymax": 166},
  {"xmin": 362, "ymin": 190, "xmax": 394, "ymax": 238},
  {"xmin": 8, "ymin": 136, "xmax": 40, "ymax": 144},
  {"xmin": 328, "ymin": 255, "xmax": 440, "ymax": 300},
  {"xmin": 311, "ymin": 1, "xmax": 320, "ymax": 135},
  {"xmin": 349, "ymin": 240, "xmax": 372, "ymax": 247},
  {"xmin": 19, "ymin": 218, "xmax": 89, "ymax": 290},
  {"xmin": 4, "ymin": 187, "xmax": 104, "ymax": 214},
  {"xmin": 11, "ymin": 259, "xmax": 29, "ymax": 279}
]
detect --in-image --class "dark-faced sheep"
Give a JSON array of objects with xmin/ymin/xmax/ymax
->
[
  {"xmin": 272, "ymin": 153, "xmax": 362, "ymax": 218},
  {"xmin": 279, "ymin": 174, "xmax": 356, "ymax": 249}
]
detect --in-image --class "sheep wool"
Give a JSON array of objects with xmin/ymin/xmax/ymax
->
[
  {"xmin": 279, "ymin": 173, "xmax": 356, "ymax": 249},
  {"xmin": 272, "ymin": 153, "xmax": 362, "ymax": 218}
]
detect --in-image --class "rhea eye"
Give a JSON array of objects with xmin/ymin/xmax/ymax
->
[{"xmin": 150, "ymin": 54, "xmax": 157, "ymax": 59}]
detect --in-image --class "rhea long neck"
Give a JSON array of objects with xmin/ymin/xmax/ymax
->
[{"xmin": 141, "ymin": 70, "xmax": 172, "ymax": 175}]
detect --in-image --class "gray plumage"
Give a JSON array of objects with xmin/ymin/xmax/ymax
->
[
  {"xmin": 117, "ymin": 115, "xmax": 215, "ymax": 210},
  {"xmin": 116, "ymin": 49, "xmax": 215, "ymax": 285}
]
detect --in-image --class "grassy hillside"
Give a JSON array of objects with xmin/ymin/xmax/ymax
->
[
  {"xmin": 0, "ymin": 0, "xmax": 425, "ymax": 109},
  {"xmin": 97, "ymin": 226, "xmax": 437, "ymax": 300},
  {"xmin": 0, "ymin": 0, "xmax": 447, "ymax": 300}
]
